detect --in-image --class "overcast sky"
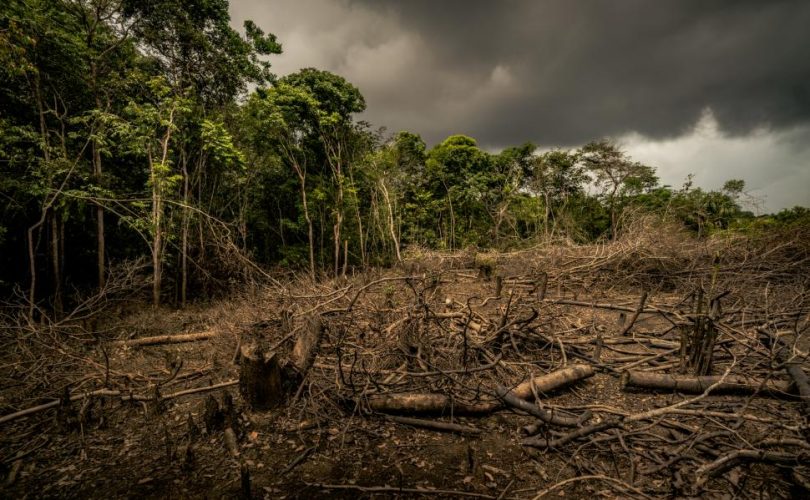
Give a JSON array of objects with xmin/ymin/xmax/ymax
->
[{"xmin": 229, "ymin": 0, "xmax": 810, "ymax": 212}]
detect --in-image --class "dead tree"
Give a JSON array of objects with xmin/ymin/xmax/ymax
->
[{"xmin": 680, "ymin": 289, "xmax": 725, "ymax": 375}]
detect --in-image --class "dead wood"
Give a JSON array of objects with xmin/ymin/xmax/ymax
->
[
  {"xmin": 522, "ymin": 419, "xmax": 621, "ymax": 449},
  {"xmin": 238, "ymin": 315, "xmax": 323, "ymax": 410},
  {"xmin": 695, "ymin": 449, "xmax": 808, "ymax": 488},
  {"xmin": 494, "ymin": 385, "xmax": 584, "ymax": 427},
  {"xmin": 622, "ymin": 371, "xmax": 795, "ymax": 398},
  {"xmin": 224, "ymin": 427, "xmax": 240, "ymax": 458},
  {"xmin": 758, "ymin": 327, "xmax": 810, "ymax": 413},
  {"xmin": 305, "ymin": 483, "xmax": 498, "ymax": 499},
  {"xmin": 111, "ymin": 331, "xmax": 215, "ymax": 347},
  {"xmin": 238, "ymin": 347, "xmax": 284, "ymax": 410},
  {"xmin": 291, "ymin": 315, "xmax": 323, "ymax": 374},
  {"xmin": 365, "ymin": 393, "xmax": 498, "ymax": 415},
  {"xmin": 363, "ymin": 365, "xmax": 594, "ymax": 416},
  {"xmin": 509, "ymin": 364, "xmax": 595, "ymax": 399},
  {"xmin": 0, "ymin": 380, "xmax": 238, "ymax": 426},
  {"xmin": 386, "ymin": 415, "xmax": 483, "ymax": 435},
  {"xmin": 619, "ymin": 291, "xmax": 648, "ymax": 336}
]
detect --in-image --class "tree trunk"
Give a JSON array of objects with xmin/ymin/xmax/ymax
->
[
  {"xmin": 180, "ymin": 151, "xmax": 189, "ymax": 308},
  {"xmin": 622, "ymin": 371, "xmax": 794, "ymax": 398},
  {"xmin": 239, "ymin": 316, "xmax": 323, "ymax": 410},
  {"xmin": 28, "ymin": 72, "xmax": 50, "ymax": 320},
  {"xmin": 379, "ymin": 178, "xmax": 402, "ymax": 263},
  {"xmin": 92, "ymin": 94, "xmax": 105, "ymax": 290},
  {"xmin": 348, "ymin": 166, "xmax": 366, "ymax": 267},
  {"xmin": 148, "ymin": 149, "xmax": 163, "ymax": 308},
  {"xmin": 50, "ymin": 210, "xmax": 62, "ymax": 316},
  {"xmin": 239, "ymin": 347, "xmax": 284, "ymax": 410},
  {"xmin": 296, "ymin": 168, "xmax": 315, "ymax": 278}
]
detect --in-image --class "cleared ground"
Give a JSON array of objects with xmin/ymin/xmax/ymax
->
[{"xmin": 2, "ymin": 221, "xmax": 808, "ymax": 499}]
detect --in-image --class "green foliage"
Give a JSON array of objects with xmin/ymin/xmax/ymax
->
[{"xmin": 0, "ymin": 0, "xmax": 805, "ymax": 310}]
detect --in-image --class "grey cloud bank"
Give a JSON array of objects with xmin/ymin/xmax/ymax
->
[{"xmin": 230, "ymin": 0, "xmax": 810, "ymax": 211}]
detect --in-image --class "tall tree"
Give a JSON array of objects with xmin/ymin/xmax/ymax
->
[
  {"xmin": 530, "ymin": 149, "xmax": 587, "ymax": 237},
  {"xmin": 277, "ymin": 69, "xmax": 366, "ymax": 276},
  {"xmin": 579, "ymin": 140, "xmax": 657, "ymax": 239}
]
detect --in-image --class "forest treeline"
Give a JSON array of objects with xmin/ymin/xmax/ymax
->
[{"xmin": 1, "ymin": 0, "xmax": 807, "ymax": 314}]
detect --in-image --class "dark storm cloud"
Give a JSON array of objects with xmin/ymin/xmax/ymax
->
[
  {"xmin": 229, "ymin": 0, "xmax": 810, "ymax": 210},
  {"xmin": 230, "ymin": 0, "xmax": 810, "ymax": 146},
  {"xmin": 348, "ymin": 0, "xmax": 810, "ymax": 146}
]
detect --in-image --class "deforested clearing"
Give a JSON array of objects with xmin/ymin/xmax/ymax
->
[
  {"xmin": 2, "ymin": 1, "xmax": 810, "ymax": 498},
  {"xmin": 2, "ymin": 221, "xmax": 808, "ymax": 498}
]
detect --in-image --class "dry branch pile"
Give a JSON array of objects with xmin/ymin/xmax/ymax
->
[{"xmin": 1, "ymin": 225, "xmax": 809, "ymax": 498}]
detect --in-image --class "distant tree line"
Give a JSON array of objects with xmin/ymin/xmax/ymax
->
[{"xmin": 1, "ymin": 0, "xmax": 806, "ymax": 315}]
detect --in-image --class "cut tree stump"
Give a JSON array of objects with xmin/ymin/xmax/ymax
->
[
  {"xmin": 238, "ymin": 315, "xmax": 324, "ymax": 410},
  {"xmin": 238, "ymin": 348, "xmax": 284, "ymax": 410},
  {"xmin": 291, "ymin": 316, "xmax": 323, "ymax": 375}
]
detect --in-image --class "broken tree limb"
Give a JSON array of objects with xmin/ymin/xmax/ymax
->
[
  {"xmin": 111, "ymin": 331, "xmax": 216, "ymax": 347},
  {"xmin": 386, "ymin": 415, "xmax": 482, "ymax": 435},
  {"xmin": 509, "ymin": 364, "xmax": 595, "ymax": 399},
  {"xmin": 695, "ymin": 449, "xmax": 808, "ymax": 488},
  {"xmin": 362, "ymin": 365, "xmax": 594, "ymax": 415},
  {"xmin": 365, "ymin": 393, "xmax": 498, "ymax": 415},
  {"xmin": 757, "ymin": 327, "xmax": 810, "ymax": 411},
  {"xmin": 494, "ymin": 385, "xmax": 585, "ymax": 427},
  {"xmin": 622, "ymin": 371, "xmax": 795, "ymax": 398},
  {"xmin": 619, "ymin": 291, "xmax": 648, "ymax": 336},
  {"xmin": 523, "ymin": 419, "xmax": 621, "ymax": 449},
  {"xmin": 0, "ymin": 380, "xmax": 238, "ymax": 426}
]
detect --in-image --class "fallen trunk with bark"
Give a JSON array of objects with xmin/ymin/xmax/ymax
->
[
  {"xmin": 363, "ymin": 364, "xmax": 595, "ymax": 415},
  {"xmin": 111, "ymin": 331, "xmax": 216, "ymax": 347},
  {"xmin": 622, "ymin": 371, "xmax": 795, "ymax": 398}
]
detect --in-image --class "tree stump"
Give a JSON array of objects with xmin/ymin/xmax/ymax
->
[
  {"xmin": 238, "ymin": 315, "xmax": 324, "ymax": 410},
  {"xmin": 239, "ymin": 347, "xmax": 284, "ymax": 410}
]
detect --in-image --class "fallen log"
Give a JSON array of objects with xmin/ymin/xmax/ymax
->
[
  {"xmin": 365, "ymin": 393, "xmax": 497, "ymax": 415},
  {"xmin": 363, "ymin": 365, "xmax": 594, "ymax": 415},
  {"xmin": 386, "ymin": 415, "xmax": 482, "ymax": 435},
  {"xmin": 509, "ymin": 364, "xmax": 595, "ymax": 399},
  {"xmin": 622, "ymin": 371, "xmax": 795, "ymax": 398},
  {"xmin": 524, "ymin": 368, "xmax": 770, "ymax": 450},
  {"xmin": 111, "ymin": 331, "xmax": 215, "ymax": 347}
]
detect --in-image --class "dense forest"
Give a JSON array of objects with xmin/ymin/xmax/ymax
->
[{"xmin": 1, "ymin": 0, "xmax": 807, "ymax": 315}]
